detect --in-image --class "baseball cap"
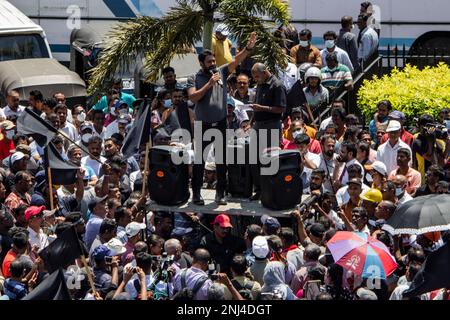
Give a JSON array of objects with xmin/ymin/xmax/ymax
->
[
  {"xmin": 25, "ymin": 206, "xmax": 46, "ymax": 222},
  {"xmin": 80, "ymin": 122, "xmax": 93, "ymax": 132},
  {"xmin": 1, "ymin": 120, "xmax": 15, "ymax": 131},
  {"xmin": 386, "ymin": 120, "xmax": 401, "ymax": 132},
  {"xmin": 227, "ymin": 97, "xmax": 235, "ymax": 108},
  {"xmin": 105, "ymin": 238, "xmax": 126, "ymax": 256},
  {"xmin": 88, "ymin": 195, "xmax": 108, "ymax": 212},
  {"xmin": 215, "ymin": 23, "xmax": 229, "ymax": 36},
  {"xmin": 252, "ymin": 236, "xmax": 269, "ymax": 259},
  {"xmin": 371, "ymin": 161, "xmax": 387, "ymax": 176},
  {"xmin": 356, "ymin": 288, "xmax": 378, "ymax": 300},
  {"xmin": 205, "ymin": 162, "xmax": 216, "ymax": 171},
  {"xmin": 212, "ymin": 214, "xmax": 233, "ymax": 228},
  {"xmin": 10, "ymin": 151, "xmax": 29, "ymax": 164},
  {"xmin": 261, "ymin": 214, "xmax": 281, "ymax": 233},
  {"xmin": 171, "ymin": 227, "xmax": 193, "ymax": 237},
  {"xmin": 125, "ymin": 222, "xmax": 146, "ymax": 237},
  {"xmin": 113, "ymin": 100, "xmax": 128, "ymax": 110},
  {"xmin": 360, "ymin": 188, "xmax": 383, "ymax": 203},
  {"xmin": 10, "ymin": 144, "xmax": 31, "ymax": 155},
  {"xmin": 389, "ymin": 111, "xmax": 406, "ymax": 122},
  {"xmin": 92, "ymin": 245, "xmax": 112, "ymax": 261},
  {"xmin": 348, "ymin": 178, "xmax": 362, "ymax": 187},
  {"xmin": 309, "ymin": 223, "xmax": 326, "ymax": 238}
]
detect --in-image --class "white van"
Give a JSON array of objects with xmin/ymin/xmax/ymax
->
[{"xmin": 0, "ymin": 0, "xmax": 86, "ymax": 107}]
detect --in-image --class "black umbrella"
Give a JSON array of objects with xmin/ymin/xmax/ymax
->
[{"xmin": 383, "ymin": 194, "xmax": 450, "ymax": 235}]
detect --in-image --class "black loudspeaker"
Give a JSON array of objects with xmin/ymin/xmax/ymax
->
[
  {"xmin": 227, "ymin": 140, "xmax": 253, "ymax": 198},
  {"xmin": 148, "ymin": 146, "xmax": 190, "ymax": 206},
  {"xmin": 260, "ymin": 150, "xmax": 303, "ymax": 210}
]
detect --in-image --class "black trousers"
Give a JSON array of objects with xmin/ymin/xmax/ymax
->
[
  {"xmin": 250, "ymin": 119, "xmax": 282, "ymax": 193},
  {"xmin": 192, "ymin": 118, "xmax": 227, "ymax": 194}
]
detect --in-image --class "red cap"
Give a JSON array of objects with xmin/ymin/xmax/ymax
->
[
  {"xmin": 212, "ymin": 214, "xmax": 233, "ymax": 228},
  {"xmin": 25, "ymin": 206, "xmax": 46, "ymax": 222}
]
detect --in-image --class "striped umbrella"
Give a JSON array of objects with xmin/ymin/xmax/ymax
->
[{"xmin": 327, "ymin": 231, "xmax": 397, "ymax": 279}]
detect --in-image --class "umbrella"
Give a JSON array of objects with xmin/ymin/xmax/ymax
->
[
  {"xmin": 327, "ymin": 231, "xmax": 397, "ymax": 279},
  {"xmin": 382, "ymin": 194, "xmax": 450, "ymax": 235}
]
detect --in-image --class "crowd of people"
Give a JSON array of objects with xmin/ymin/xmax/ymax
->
[{"xmin": 0, "ymin": 1, "xmax": 449, "ymax": 301}]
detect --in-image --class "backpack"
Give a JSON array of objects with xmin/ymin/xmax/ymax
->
[
  {"xmin": 231, "ymin": 279, "xmax": 256, "ymax": 300},
  {"xmin": 180, "ymin": 268, "xmax": 208, "ymax": 297}
]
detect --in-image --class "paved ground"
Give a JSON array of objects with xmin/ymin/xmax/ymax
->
[{"xmin": 148, "ymin": 189, "xmax": 308, "ymax": 217}]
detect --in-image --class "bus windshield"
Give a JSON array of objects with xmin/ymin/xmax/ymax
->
[{"xmin": 0, "ymin": 34, "xmax": 50, "ymax": 62}]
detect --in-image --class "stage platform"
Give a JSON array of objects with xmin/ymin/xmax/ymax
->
[{"xmin": 148, "ymin": 189, "xmax": 308, "ymax": 218}]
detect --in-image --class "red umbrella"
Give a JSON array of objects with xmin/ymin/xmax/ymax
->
[{"xmin": 327, "ymin": 231, "xmax": 397, "ymax": 279}]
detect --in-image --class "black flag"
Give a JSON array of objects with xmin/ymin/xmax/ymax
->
[
  {"xmin": 121, "ymin": 97, "xmax": 152, "ymax": 158},
  {"xmin": 16, "ymin": 108, "xmax": 58, "ymax": 147},
  {"xmin": 22, "ymin": 269, "xmax": 71, "ymax": 300},
  {"xmin": 403, "ymin": 242, "xmax": 450, "ymax": 298},
  {"xmin": 44, "ymin": 142, "xmax": 80, "ymax": 186},
  {"xmin": 39, "ymin": 226, "xmax": 83, "ymax": 273}
]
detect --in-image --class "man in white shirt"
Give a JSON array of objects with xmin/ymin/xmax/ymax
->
[
  {"xmin": 55, "ymin": 104, "xmax": 78, "ymax": 141},
  {"xmin": 294, "ymin": 133, "xmax": 320, "ymax": 169},
  {"xmin": 333, "ymin": 141, "xmax": 364, "ymax": 190},
  {"xmin": 278, "ymin": 58, "xmax": 298, "ymax": 91},
  {"xmin": 1, "ymin": 90, "xmax": 25, "ymax": 119},
  {"xmin": 336, "ymin": 164, "xmax": 370, "ymax": 206},
  {"xmin": 389, "ymin": 263, "xmax": 423, "ymax": 300},
  {"xmin": 376, "ymin": 120, "xmax": 412, "ymax": 174},
  {"xmin": 357, "ymin": 13, "xmax": 379, "ymax": 67},
  {"xmin": 318, "ymin": 134, "xmax": 337, "ymax": 192},
  {"xmin": 391, "ymin": 174, "xmax": 413, "ymax": 206},
  {"xmin": 81, "ymin": 135, "xmax": 106, "ymax": 177},
  {"xmin": 320, "ymin": 31, "xmax": 354, "ymax": 73},
  {"xmin": 25, "ymin": 206, "xmax": 49, "ymax": 252}
]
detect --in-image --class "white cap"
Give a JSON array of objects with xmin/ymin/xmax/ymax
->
[
  {"xmin": 126, "ymin": 222, "xmax": 146, "ymax": 237},
  {"xmin": 105, "ymin": 238, "xmax": 126, "ymax": 256},
  {"xmin": 215, "ymin": 23, "xmax": 229, "ymax": 36},
  {"xmin": 372, "ymin": 161, "xmax": 387, "ymax": 176},
  {"xmin": 10, "ymin": 151, "xmax": 28, "ymax": 164},
  {"xmin": 252, "ymin": 236, "xmax": 269, "ymax": 259},
  {"xmin": 205, "ymin": 162, "xmax": 216, "ymax": 171},
  {"xmin": 386, "ymin": 120, "xmax": 401, "ymax": 132}
]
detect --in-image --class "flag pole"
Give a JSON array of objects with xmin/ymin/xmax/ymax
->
[
  {"xmin": 44, "ymin": 146, "xmax": 54, "ymax": 210},
  {"xmin": 141, "ymin": 140, "xmax": 152, "ymax": 241},
  {"xmin": 79, "ymin": 254, "xmax": 101, "ymax": 299}
]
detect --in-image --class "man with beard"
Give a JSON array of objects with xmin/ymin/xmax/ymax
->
[
  {"xmin": 200, "ymin": 213, "xmax": 246, "ymax": 275},
  {"xmin": 332, "ymin": 141, "xmax": 363, "ymax": 191},
  {"xmin": 318, "ymin": 134, "xmax": 337, "ymax": 193},
  {"xmin": 81, "ymin": 135, "xmax": 106, "ymax": 177},
  {"xmin": 68, "ymin": 144, "xmax": 97, "ymax": 186},
  {"xmin": 103, "ymin": 137, "xmax": 139, "ymax": 175},
  {"xmin": 187, "ymin": 32, "xmax": 256, "ymax": 205}
]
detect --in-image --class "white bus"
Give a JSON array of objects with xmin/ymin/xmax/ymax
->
[{"xmin": 9, "ymin": 0, "xmax": 450, "ymax": 63}]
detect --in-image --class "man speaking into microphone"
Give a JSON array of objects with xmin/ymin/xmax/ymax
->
[{"xmin": 187, "ymin": 31, "xmax": 257, "ymax": 205}]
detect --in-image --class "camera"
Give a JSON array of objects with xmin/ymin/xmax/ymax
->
[
  {"xmin": 208, "ymin": 262, "xmax": 219, "ymax": 280},
  {"xmin": 425, "ymin": 123, "xmax": 449, "ymax": 140},
  {"xmin": 104, "ymin": 256, "xmax": 112, "ymax": 264},
  {"xmin": 261, "ymin": 288, "xmax": 283, "ymax": 300},
  {"xmin": 160, "ymin": 252, "xmax": 175, "ymax": 271}
]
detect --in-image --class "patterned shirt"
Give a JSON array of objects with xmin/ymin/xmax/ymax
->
[
  {"xmin": 4, "ymin": 190, "xmax": 31, "ymax": 212},
  {"xmin": 321, "ymin": 64, "xmax": 353, "ymax": 90}
]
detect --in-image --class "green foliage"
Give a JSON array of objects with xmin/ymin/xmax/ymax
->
[
  {"xmin": 87, "ymin": 0, "xmax": 290, "ymax": 101},
  {"xmin": 357, "ymin": 63, "xmax": 450, "ymax": 121}
]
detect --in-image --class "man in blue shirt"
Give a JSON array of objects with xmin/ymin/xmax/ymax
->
[{"xmin": 84, "ymin": 195, "xmax": 108, "ymax": 250}]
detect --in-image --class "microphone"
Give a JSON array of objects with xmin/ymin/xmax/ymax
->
[
  {"xmin": 210, "ymin": 68, "xmax": 223, "ymax": 86},
  {"xmin": 297, "ymin": 194, "xmax": 319, "ymax": 213}
]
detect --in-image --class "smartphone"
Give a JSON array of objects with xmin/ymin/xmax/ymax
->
[{"xmin": 304, "ymin": 280, "xmax": 321, "ymax": 300}]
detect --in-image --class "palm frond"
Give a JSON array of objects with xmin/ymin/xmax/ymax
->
[
  {"xmin": 142, "ymin": 3, "xmax": 204, "ymax": 82},
  {"xmin": 220, "ymin": 0, "xmax": 290, "ymax": 25},
  {"xmin": 87, "ymin": 1, "xmax": 204, "ymax": 99},
  {"xmin": 220, "ymin": 0, "xmax": 290, "ymax": 72}
]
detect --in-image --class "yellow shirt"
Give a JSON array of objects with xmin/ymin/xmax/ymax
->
[{"xmin": 212, "ymin": 35, "xmax": 233, "ymax": 67}]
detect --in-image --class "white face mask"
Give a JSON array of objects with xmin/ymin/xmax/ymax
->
[
  {"xmin": 81, "ymin": 133, "xmax": 92, "ymax": 144},
  {"xmin": 110, "ymin": 106, "xmax": 116, "ymax": 115},
  {"xmin": 77, "ymin": 112, "xmax": 86, "ymax": 122},
  {"xmin": 5, "ymin": 130, "xmax": 15, "ymax": 140},
  {"xmin": 292, "ymin": 129, "xmax": 304, "ymax": 139},
  {"xmin": 325, "ymin": 40, "xmax": 335, "ymax": 49},
  {"xmin": 395, "ymin": 187, "xmax": 403, "ymax": 197},
  {"xmin": 299, "ymin": 40, "xmax": 309, "ymax": 48}
]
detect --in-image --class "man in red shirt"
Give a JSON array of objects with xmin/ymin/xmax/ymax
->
[
  {"xmin": 2, "ymin": 231, "xmax": 28, "ymax": 278},
  {"xmin": 0, "ymin": 120, "xmax": 16, "ymax": 161},
  {"xmin": 380, "ymin": 111, "xmax": 414, "ymax": 146}
]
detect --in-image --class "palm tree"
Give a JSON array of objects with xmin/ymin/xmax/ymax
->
[{"xmin": 87, "ymin": 0, "xmax": 291, "ymax": 98}]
